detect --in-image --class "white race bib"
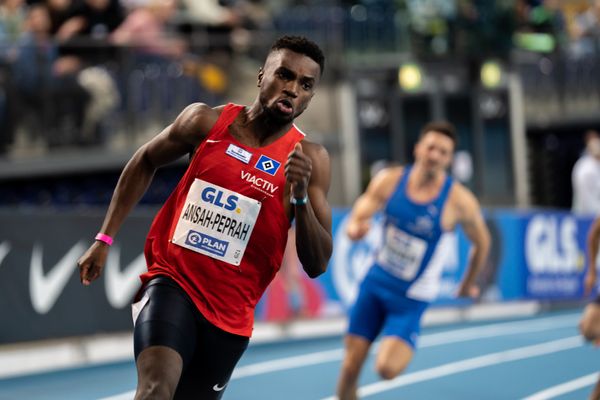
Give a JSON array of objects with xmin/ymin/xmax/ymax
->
[
  {"xmin": 377, "ymin": 225, "xmax": 427, "ymax": 280},
  {"xmin": 172, "ymin": 179, "xmax": 261, "ymax": 266}
]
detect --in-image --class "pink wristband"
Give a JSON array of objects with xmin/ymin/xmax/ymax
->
[{"xmin": 95, "ymin": 233, "xmax": 114, "ymax": 246}]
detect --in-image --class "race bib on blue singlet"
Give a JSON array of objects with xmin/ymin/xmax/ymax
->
[
  {"xmin": 172, "ymin": 179, "xmax": 261, "ymax": 266},
  {"xmin": 377, "ymin": 225, "xmax": 427, "ymax": 280}
]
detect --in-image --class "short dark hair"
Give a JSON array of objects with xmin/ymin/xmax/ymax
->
[
  {"xmin": 420, "ymin": 121, "xmax": 458, "ymax": 147},
  {"xmin": 270, "ymin": 35, "xmax": 325, "ymax": 76}
]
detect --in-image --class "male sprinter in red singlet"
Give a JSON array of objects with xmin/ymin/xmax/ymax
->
[{"xmin": 77, "ymin": 36, "xmax": 332, "ymax": 400}]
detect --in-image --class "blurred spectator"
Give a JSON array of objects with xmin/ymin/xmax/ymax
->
[
  {"xmin": 231, "ymin": 0, "xmax": 273, "ymax": 53},
  {"xmin": 58, "ymin": 0, "xmax": 125, "ymax": 63},
  {"xmin": 569, "ymin": 0, "xmax": 600, "ymax": 57},
  {"xmin": 0, "ymin": 64, "xmax": 10, "ymax": 154},
  {"xmin": 10, "ymin": 4, "xmax": 58, "ymax": 146},
  {"xmin": 76, "ymin": 64, "xmax": 119, "ymax": 143},
  {"xmin": 0, "ymin": 0, "xmax": 26, "ymax": 153},
  {"xmin": 572, "ymin": 130, "xmax": 600, "ymax": 214},
  {"xmin": 529, "ymin": 0, "xmax": 566, "ymax": 37},
  {"xmin": 515, "ymin": 0, "xmax": 531, "ymax": 31},
  {"xmin": 111, "ymin": 0, "xmax": 191, "ymax": 134},
  {"xmin": 455, "ymin": 0, "xmax": 515, "ymax": 60},
  {"xmin": 0, "ymin": 0, "xmax": 27, "ymax": 52},
  {"xmin": 405, "ymin": 0, "xmax": 456, "ymax": 57},
  {"xmin": 180, "ymin": 0, "xmax": 271, "ymax": 62},
  {"xmin": 45, "ymin": 0, "xmax": 75, "ymax": 37},
  {"xmin": 11, "ymin": 4, "xmax": 91, "ymax": 147},
  {"xmin": 514, "ymin": 0, "xmax": 567, "ymax": 53},
  {"xmin": 111, "ymin": 0, "xmax": 186, "ymax": 61},
  {"xmin": 68, "ymin": 0, "xmax": 124, "ymax": 39},
  {"xmin": 182, "ymin": 0, "xmax": 241, "ymax": 28}
]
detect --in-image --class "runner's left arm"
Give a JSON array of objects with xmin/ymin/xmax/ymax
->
[
  {"xmin": 77, "ymin": 103, "xmax": 216, "ymax": 285},
  {"xmin": 286, "ymin": 141, "xmax": 332, "ymax": 278},
  {"xmin": 455, "ymin": 186, "xmax": 491, "ymax": 298}
]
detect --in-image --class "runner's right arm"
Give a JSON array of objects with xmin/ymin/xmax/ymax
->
[
  {"xmin": 346, "ymin": 167, "xmax": 402, "ymax": 241},
  {"xmin": 78, "ymin": 103, "xmax": 218, "ymax": 285},
  {"xmin": 454, "ymin": 185, "xmax": 490, "ymax": 298}
]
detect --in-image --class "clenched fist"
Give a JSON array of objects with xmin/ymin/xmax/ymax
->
[
  {"xmin": 77, "ymin": 241, "xmax": 109, "ymax": 286},
  {"xmin": 285, "ymin": 142, "xmax": 312, "ymax": 199}
]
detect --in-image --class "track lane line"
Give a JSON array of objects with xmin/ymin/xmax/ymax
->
[
  {"xmin": 97, "ymin": 313, "xmax": 581, "ymax": 400},
  {"xmin": 522, "ymin": 372, "xmax": 599, "ymax": 400},
  {"xmin": 320, "ymin": 336, "xmax": 584, "ymax": 399}
]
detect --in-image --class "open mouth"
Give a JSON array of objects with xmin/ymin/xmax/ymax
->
[{"xmin": 276, "ymin": 99, "xmax": 293, "ymax": 115}]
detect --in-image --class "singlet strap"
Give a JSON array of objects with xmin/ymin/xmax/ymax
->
[
  {"xmin": 433, "ymin": 174, "xmax": 454, "ymax": 209},
  {"xmin": 205, "ymin": 103, "xmax": 244, "ymax": 140},
  {"xmin": 397, "ymin": 165, "xmax": 413, "ymax": 193}
]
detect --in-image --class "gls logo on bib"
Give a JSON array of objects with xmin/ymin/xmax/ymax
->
[
  {"xmin": 173, "ymin": 179, "xmax": 261, "ymax": 266},
  {"xmin": 201, "ymin": 187, "xmax": 239, "ymax": 211}
]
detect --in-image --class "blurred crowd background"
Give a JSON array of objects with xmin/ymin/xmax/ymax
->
[{"xmin": 1, "ymin": 0, "xmax": 600, "ymax": 211}]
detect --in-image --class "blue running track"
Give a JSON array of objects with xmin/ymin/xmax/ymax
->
[{"xmin": 0, "ymin": 309, "xmax": 597, "ymax": 400}]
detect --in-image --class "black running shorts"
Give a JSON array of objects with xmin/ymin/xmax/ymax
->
[{"xmin": 133, "ymin": 276, "xmax": 249, "ymax": 399}]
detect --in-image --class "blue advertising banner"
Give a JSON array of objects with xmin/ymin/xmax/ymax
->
[
  {"xmin": 520, "ymin": 212, "xmax": 596, "ymax": 299},
  {"xmin": 0, "ymin": 208, "xmax": 596, "ymax": 344}
]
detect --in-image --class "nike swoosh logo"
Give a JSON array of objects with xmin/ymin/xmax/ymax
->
[
  {"xmin": 30, "ymin": 241, "xmax": 87, "ymax": 314},
  {"xmin": 105, "ymin": 246, "xmax": 146, "ymax": 309},
  {"xmin": 213, "ymin": 383, "xmax": 227, "ymax": 392},
  {"xmin": 0, "ymin": 241, "xmax": 11, "ymax": 268}
]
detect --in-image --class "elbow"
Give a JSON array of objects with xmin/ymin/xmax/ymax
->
[
  {"xmin": 309, "ymin": 248, "xmax": 332, "ymax": 279},
  {"xmin": 303, "ymin": 251, "xmax": 331, "ymax": 279},
  {"xmin": 306, "ymin": 263, "xmax": 328, "ymax": 279},
  {"xmin": 300, "ymin": 238, "xmax": 332, "ymax": 279},
  {"xmin": 124, "ymin": 146, "xmax": 155, "ymax": 177},
  {"xmin": 138, "ymin": 145, "xmax": 158, "ymax": 171}
]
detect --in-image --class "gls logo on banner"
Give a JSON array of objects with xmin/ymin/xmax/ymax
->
[
  {"xmin": 254, "ymin": 155, "xmax": 281, "ymax": 176},
  {"xmin": 525, "ymin": 215, "xmax": 582, "ymax": 273},
  {"xmin": 201, "ymin": 187, "xmax": 239, "ymax": 211}
]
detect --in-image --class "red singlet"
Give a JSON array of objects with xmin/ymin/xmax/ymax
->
[{"xmin": 141, "ymin": 103, "xmax": 305, "ymax": 336}]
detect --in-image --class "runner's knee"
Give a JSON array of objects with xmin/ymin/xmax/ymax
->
[
  {"xmin": 135, "ymin": 378, "xmax": 176, "ymax": 400},
  {"xmin": 375, "ymin": 360, "xmax": 407, "ymax": 380},
  {"xmin": 135, "ymin": 346, "xmax": 182, "ymax": 400}
]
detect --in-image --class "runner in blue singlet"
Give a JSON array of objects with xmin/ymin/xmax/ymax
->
[{"xmin": 336, "ymin": 121, "xmax": 491, "ymax": 400}]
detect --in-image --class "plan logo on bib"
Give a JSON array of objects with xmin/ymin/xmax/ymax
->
[
  {"xmin": 255, "ymin": 155, "xmax": 280, "ymax": 176},
  {"xmin": 186, "ymin": 230, "xmax": 229, "ymax": 257}
]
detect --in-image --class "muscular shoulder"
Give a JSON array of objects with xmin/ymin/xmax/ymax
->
[
  {"xmin": 448, "ymin": 182, "xmax": 480, "ymax": 219},
  {"xmin": 300, "ymin": 139, "xmax": 329, "ymax": 164},
  {"xmin": 373, "ymin": 166, "xmax": 403, "ymax": 187},
  {"xmin": 170, "ymin": 103, "xmax": 225, "ymax": 146},
  {"xmin": 300, "ymin": 140, "xmax": 331, "ymax": 190},
  {"xmin": 367, "ymin": 166, "xmax": 403, "ymax": 201}
]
